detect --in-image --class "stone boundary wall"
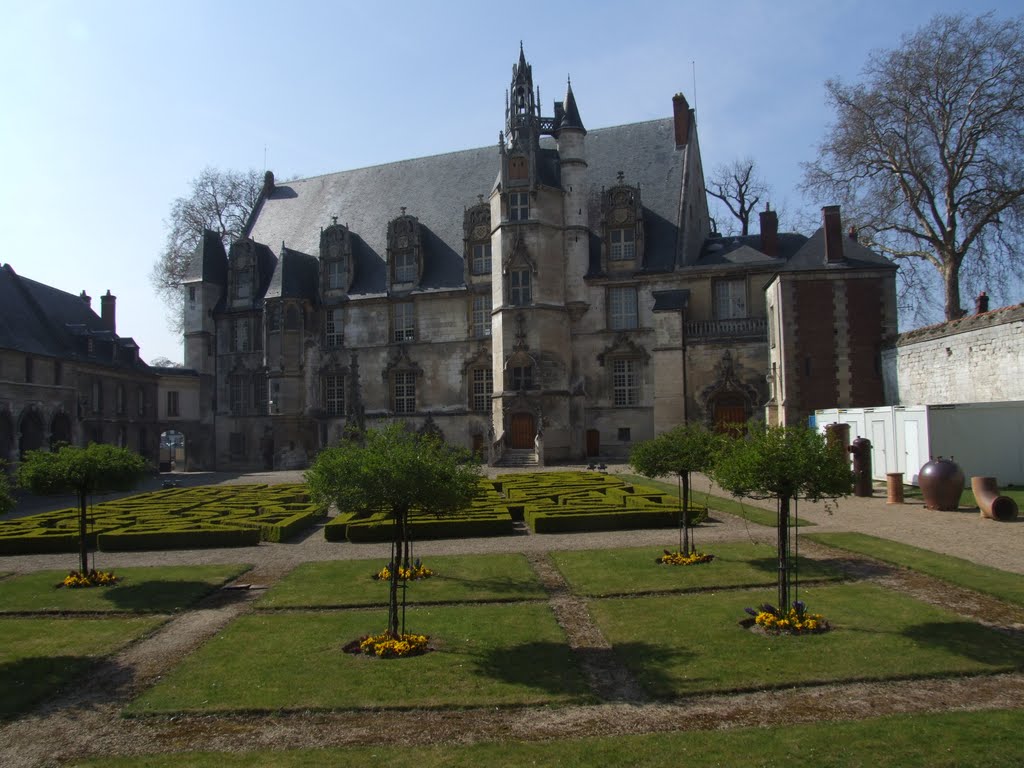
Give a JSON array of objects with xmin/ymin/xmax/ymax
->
[{"xmin": 882, "ymin": 304, "xmax": 1024, "ymax": 405}]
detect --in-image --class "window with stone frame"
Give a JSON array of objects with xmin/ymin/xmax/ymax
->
[
  {"xmin": 92, "ymin": 379, "xmax": 103, "ymax": 414},
  {"xmin": 326, "ymin": 259, "xmax": 346, "ymax": 290},
  {"xmin": 472, "ymin": 242, "xmax": 492, "ymax": 275},
  {"xmin": 601, "ymin": 179, "xmax": 644, "ymax": 268},
  {"xmin": 472, "ymin": 294, "xmax": 492, "ymax": 338},
  {"xmin": 325, "ymin": 307, "xmax": 344, "ymax": 348},
  {"xmin": 508, "ymin": 364, "xmax": 534, "ymax": 390},
  {"xmin": 166, "ymin": 390, "xmax": 179, "ymax": 418},
  {"xmin": 609, "ymin": 227, "xmax": 636, "ymax": 260},
  {"xmin": 137, "ymin": 386, "xmax": 145, "ymax": 416},
  {"xmin": 608, "ymin": 286, "xmax": 639, "ymax": 330},
  {"xmin": 714, "ymin": 278, "xmax": 747, "ymax": 320},
  {"xmin": 394, "ymin": 250, "xmax": 417, "ymax": 283},
  {"xmin": 509, "ymin": 269, "xmax": 531, "ymax": 306},
  {"xmin": 508, "ymin": 155, "xmax": 528, "ymax": 181},
  {"xmin": 233, "ymin": 250, "xmax": 253, "ymax": 301},
  {"xmin": 509, "ymin": 191, "xmax": 529, "ymax": 221},
  {"xmin": 266, "ymin": 303, "xmax": 281, "ymax": 333},
  {"xmin": 470, "ymin": 367, "xmax": 493, "ymax": 413},
  {"xmin": 253, "ymin": 373, "xmax": 268, "ymax": 416},
  {"xmin": 392, "ymin": 371, "xmax": 416, "ymax": 414},
  {"xmin": 324, "ymin": 374, "xmax": 345, "ymax": 417},
  {"xmin": 231, "ymin": 318, "xmax": 251, "ymax": 352},
  {"xmin": 115, "ymin": 383, "xmax": 126, "ymax": 414},
  {"xmin": 229, "ymin": 375, "xmax": 248, "ymax": 415},
  {"xmin": 392, "ymin": 302, "xmax": 415, "ymax": 342},
  {"xmin": 612, "ymin": 358, "xmax": 640, "ymax": 406}
]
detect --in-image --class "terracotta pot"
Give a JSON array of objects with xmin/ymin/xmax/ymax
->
[{"xmin": 918, "ymin": 457, "xmax": 964, "ymax": 511}]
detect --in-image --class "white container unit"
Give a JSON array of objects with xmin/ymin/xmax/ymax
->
[{"xmin": 815, "ymin": 402, "xmax": 1024, "ymax": 486}]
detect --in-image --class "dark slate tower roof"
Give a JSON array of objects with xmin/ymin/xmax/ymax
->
[
  {"xmin": 183, "ymin": 229, "xmax": 228, "ymax": 285},
  {"xmin": 559, "ymin": 78, "xmax": 585, "ymax": 132},
  {"xmin": 248, "ymin": 118, "xmax": 685, "ymax": 296}
]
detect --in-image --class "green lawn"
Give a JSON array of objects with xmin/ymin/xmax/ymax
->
[
  {"xmin": 589, "ymin": 582, "xmax": 1024, "ymax": 697},
  {"xmin": 550, "ymin": 542, "xmax": 842, "ymax": 597},
  {"xmin": 74, "ymin": 708, "xmax": 1024, "ymax": 768},
  {"xmin": 257, "ymin": 554, "xmax": 546, "ymax": 608},
  {"xmin": 127, "ymin": 602, "xmax": 593, "ymax": 714},
  {"xmin": 0, "ymin": 615, "xmax": 163, "ymax": 719},
  {"xmin": 806, "ymin": 533, "xmax": 1024, "ymax": 608},
  {"xmin": 0, "ymin": 565, "xmax": 251, "ymax": 613},
  {"xmin": 616, "ymin": 474, "xmax": 814, "ymax": 527}
]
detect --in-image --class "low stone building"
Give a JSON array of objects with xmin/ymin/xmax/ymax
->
[{"xmin": 182, "ymin": 48, "xmax": 897, "ymax": 470}]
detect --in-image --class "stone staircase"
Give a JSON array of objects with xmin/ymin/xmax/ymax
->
[{"xmin": 496, "ymin": 448, "xmax": 540, "ymax": 468}]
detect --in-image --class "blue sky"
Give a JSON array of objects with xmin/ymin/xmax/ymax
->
[{"xmin": 1, "ymin": 0, "xmax": 1017, "ymax": 363}]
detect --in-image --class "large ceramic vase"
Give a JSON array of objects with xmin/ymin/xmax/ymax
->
[{"xmin": 918, "ymin": 457, "xmax": 965, "ymax": 510}]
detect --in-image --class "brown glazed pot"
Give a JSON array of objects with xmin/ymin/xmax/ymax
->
[{"xmin": 918, "ymin": 457, "xmax": 965, "ymax": 511}]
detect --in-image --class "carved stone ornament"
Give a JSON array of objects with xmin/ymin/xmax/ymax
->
[
  {"xmin": 460, "ymin": 343, "xmax": 492, "ymax": 376},
  {"xmin": 502, "ymin": 233, "xmax": 536, "ymax": 272},
  {"xmin": 597, "ymin": 334, "xmax": 650, "ymax": 367},
  {"xmin": 464, "ymin": 202, "xmax": 491, "ymax": 240},
  {"xmin": 698, "ymin": 351, "xmax": 761, "ymax": 420},
  {"xmin": 381, "ymin": 345, "xmax": 423, "ymax": 380}
]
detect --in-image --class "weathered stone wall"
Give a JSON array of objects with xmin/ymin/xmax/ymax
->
[{"xmin": 882, "ymin": 304, "xmax": 1024, "ymax": 405}]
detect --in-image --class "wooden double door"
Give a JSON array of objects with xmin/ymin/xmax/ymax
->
[{"xmin": 509, "ymin": 413, "xmax": 535, "ymax": 449}]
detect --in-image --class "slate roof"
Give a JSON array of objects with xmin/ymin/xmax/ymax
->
[
  {"xmin": 697, "ymin": 233, "xmax": 807, "ymax": 269},
  {"xmin": 784, "ymin": 228, "xmax": 897, "ymax": 271},
  {"xmin": 0, "ymin": 264, "xmax": 150, "ymax": 370},
  {"xmin": 247, "ymin": 118, "xmax": 686, "ymax": 297}
]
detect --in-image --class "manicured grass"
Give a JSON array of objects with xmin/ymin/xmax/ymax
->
[
  {"xmin": 806, "ymin": 532, "xmax": 1024, "ymax": 608},
  {"xmin": 0, "ymin": 615, "xmax": 163, "ymax": 719},
  {"xmin": 0, "ymin": 565, "xmax": 251, "ymax": 613},
  {"xmin": 257, "ymin": 554, "xmax": 546, "ymax": 608},
  {"xmin": 550, "ymin": 542, "xmax": 842, "ymax": 597},
  {"xmin": 126, "ymin": 603, "xmax": 593, "ymax": 714},
  {"xmin": 589, "ymin": 582, "xmax": 1024, "ymax": 697},
  {"xmin": 616, "ymin": 474, "xmax": 814, "ymax": 528},
  {"xmin": 74, "ymin": 708, "xmax": 1024, "ymax": 768}
]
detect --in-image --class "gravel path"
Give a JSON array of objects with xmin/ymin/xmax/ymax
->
[{"xmin": 1, "ymin": 464, "xmax": 1022, "ymax": 766}]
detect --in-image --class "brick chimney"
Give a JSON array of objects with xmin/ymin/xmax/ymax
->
[
  {"xmin": 759, "ymin": 204, "xmax": 778, "ymax": 257},
  {"xmin": 79, "ymin": 290, "xmax": 91, "ymax": 309},
  {"xmin": 822, "ymin": 205, "xmax": 844, "ymax": 264},
  {"xmin": 100, "ymin": 289, "xmax": 116, "ymax": 333},
  {"xmin": 975, "ymin": 291, "xmax": 989, "ymax": 315},
  {"xmin": 672, "ymin": 93, "xmax": 690, "ymax": 149}
]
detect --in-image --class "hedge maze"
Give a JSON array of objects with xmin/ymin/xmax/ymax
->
[
  {"xmin": 2, "ymin": 472, "xmax": 704, "ymax": 552},
  {"xmin": 324, "ymin": 471, "xmax": 705, "ymax": 542},
  {"xmin": 0, "ymin": 484, "xmax": 324, "ymax": 555}
]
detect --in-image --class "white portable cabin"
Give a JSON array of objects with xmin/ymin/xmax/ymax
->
[{"xmin": 814, "ymin": 402, "xmax": 1024, "ymax": 486}]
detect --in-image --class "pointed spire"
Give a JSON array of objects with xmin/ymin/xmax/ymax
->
[
  {"xmin": 560, "ymin": 75, "xmax": 585, "ymax": 132},
  {"xmin": 518, "ymin": 40, "xmax": 527, "ymax": 70}
]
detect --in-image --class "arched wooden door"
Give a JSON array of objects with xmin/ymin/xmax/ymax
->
[
  {"xmin": 509, "ymin": 413, "xmax": 535, "ymax": 449},
  {"xmin": 712, "ymin": 394, "xmax": 747, "ymax": 435}
]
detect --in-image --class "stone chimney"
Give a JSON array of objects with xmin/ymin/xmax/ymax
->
[
  {"xmin": 672, "ymin": 93, "xmax": 690, "ymax": 149},
  {"xmin": 975, "ymin": 291, "xmax": 989, "ymax": 315},
  {"xmin": 759, "ymin": 204, "xmax": 778, "ymax": 257},
  {"xmin": 822, "ymin": 205, "xmax": 845, "ymax": 264},
  {"xmin": 100, "ymin": 289, "xmax": 116, "ymax": 333},
  {"xmin": 79, "ymin": 290, "xmax": 91, "ymax": 309},
  {"xmin": 262, "ymin": 170, "xmax": 275, "ymax": 197}
]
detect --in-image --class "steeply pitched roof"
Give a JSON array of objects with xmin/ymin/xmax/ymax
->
[
  {"xmin": 0, "ymin": 264, "xmax": 151, "ymax": 370},
  {"xmin": 784, "ymin": 228, "xmax": 896, "ymax": 271},
  {"xmin": 247, "ymin": 118, "xmax": 685, "ymax": 296}
]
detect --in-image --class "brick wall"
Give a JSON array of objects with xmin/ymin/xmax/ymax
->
[{"xmin": 794, "ymin": 280, "xmax": 838, "ymax": 412}]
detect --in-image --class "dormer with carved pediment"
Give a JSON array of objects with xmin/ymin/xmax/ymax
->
[
  {"xmin": 600, "ymin": 174, "xmax": 645, "ymax": 273},
  {"xmin": 387, "ymin": 209, "xmax": 423, "ymax": 290},
  {"xmin": 320, "ymin": 220, "xmax": 353, "ymax": 295},
  {"xmin": 229, "ymin": 239, "xmax": 258, "ymax": 309},
  {"xmin": 464, "ymin": 200, "xmax": 492, "ymax": 283}
]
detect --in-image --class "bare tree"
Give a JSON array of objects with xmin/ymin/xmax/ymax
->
[
  {"xmin": 803, "ymin": 13, "xmax": 1024, "ymax": 321},
  {"xmin": 707, "ymin": 158, "xmax": 770, "ymax": 236},
  {"xmin": 150, "ymin": 167, "xmax": 264, "ymax": 331}
]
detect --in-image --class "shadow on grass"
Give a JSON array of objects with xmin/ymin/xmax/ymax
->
[
  {"xmin": 0, "ymin": 655, "xmax": 98, "ymax": 720},
  {"xmin": 101, "ymin": 580, "xmax": 229, "ymax": 613},
  {"xmin": 431, "ymin": 574, "xmax": 543, "ymax": 598},
  {"xmin": 902, "ymin": 622, "xmax": 1024, "ymax": 668},
  {"xmin": 472, "ymin": 641, "xmax": 599, "ymax": 697}
]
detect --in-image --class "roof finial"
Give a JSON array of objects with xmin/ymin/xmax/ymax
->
[
  {"xmin": 617, "ymin": 170, "xmax": 625, "ymax": 184},
  {"xmin": 400, "ymin": 206, "xmax": 406, "ymax": 216},
  {"xmin": 331, "ymin": 215, "xmax": 338, "ymax": 225}
]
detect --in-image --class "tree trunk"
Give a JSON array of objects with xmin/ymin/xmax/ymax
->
[
  {"xmin": 77, "ymin": 491, "xmax": 89, "ymax": 574},
  {"xmin": 777, "ymin": 494, "xmax": 791, "ymax": 612},
  {"xmin": 388, "ymin": 510, "xmax": 405, "ymax": 638},
  {"xmin": 943, "ymin": 261, "xmax": 965, "ymax": 321},
  {"xmin": 681, "ymin": 472, "xmax": 691, "ymax": 556}
]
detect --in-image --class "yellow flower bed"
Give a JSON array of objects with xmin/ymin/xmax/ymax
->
[
  {"xmin": 747, "ymin": 601, "xmax": 830, "ymax": 635},
  {"xmin": 60, "ymin": 569, "xmax": 119, "ymax": 588},
  {"xmin": 657, "ymin": 550, "xmax": 715, "ymax": 566},
  {"xmin": 357, "ymin": 632, "xmax": 430, "ymax": 658},
  {"xmin": 374, "ymin": 563, "xmax": 434, "ymax": 581}
]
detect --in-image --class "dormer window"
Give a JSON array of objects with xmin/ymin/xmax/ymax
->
[
  {"xmin": 387, "ymin": 211, "xmax": 423, "ymax": 288},
  {"xmin": 472, "ymin": 243, "xmax": 492, "ymax": 275},
  {"xmin": 510, "ymin": 269, "xmax": 531, "ymax": 306},
  {"xmin": 464, "ymin": 202, "xmax": 492, "ymax": 278},
  {"xmin": 325, "ymin": 307, "xmax": 344, "ymax": 348},
  {"xmin": 320, "ymin": 222, "xmax": 353, "ymax": 294},
  {"xmin": 601, "ymin": 178, "xmax": 645, "ymax": 270},
  {"xmin": 231, "ymin": 245, "xmax": 255, "ymax": 302},
  {"xmin": 610, "ymin": 228, "xmax": 635, "ymax": 260}
]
